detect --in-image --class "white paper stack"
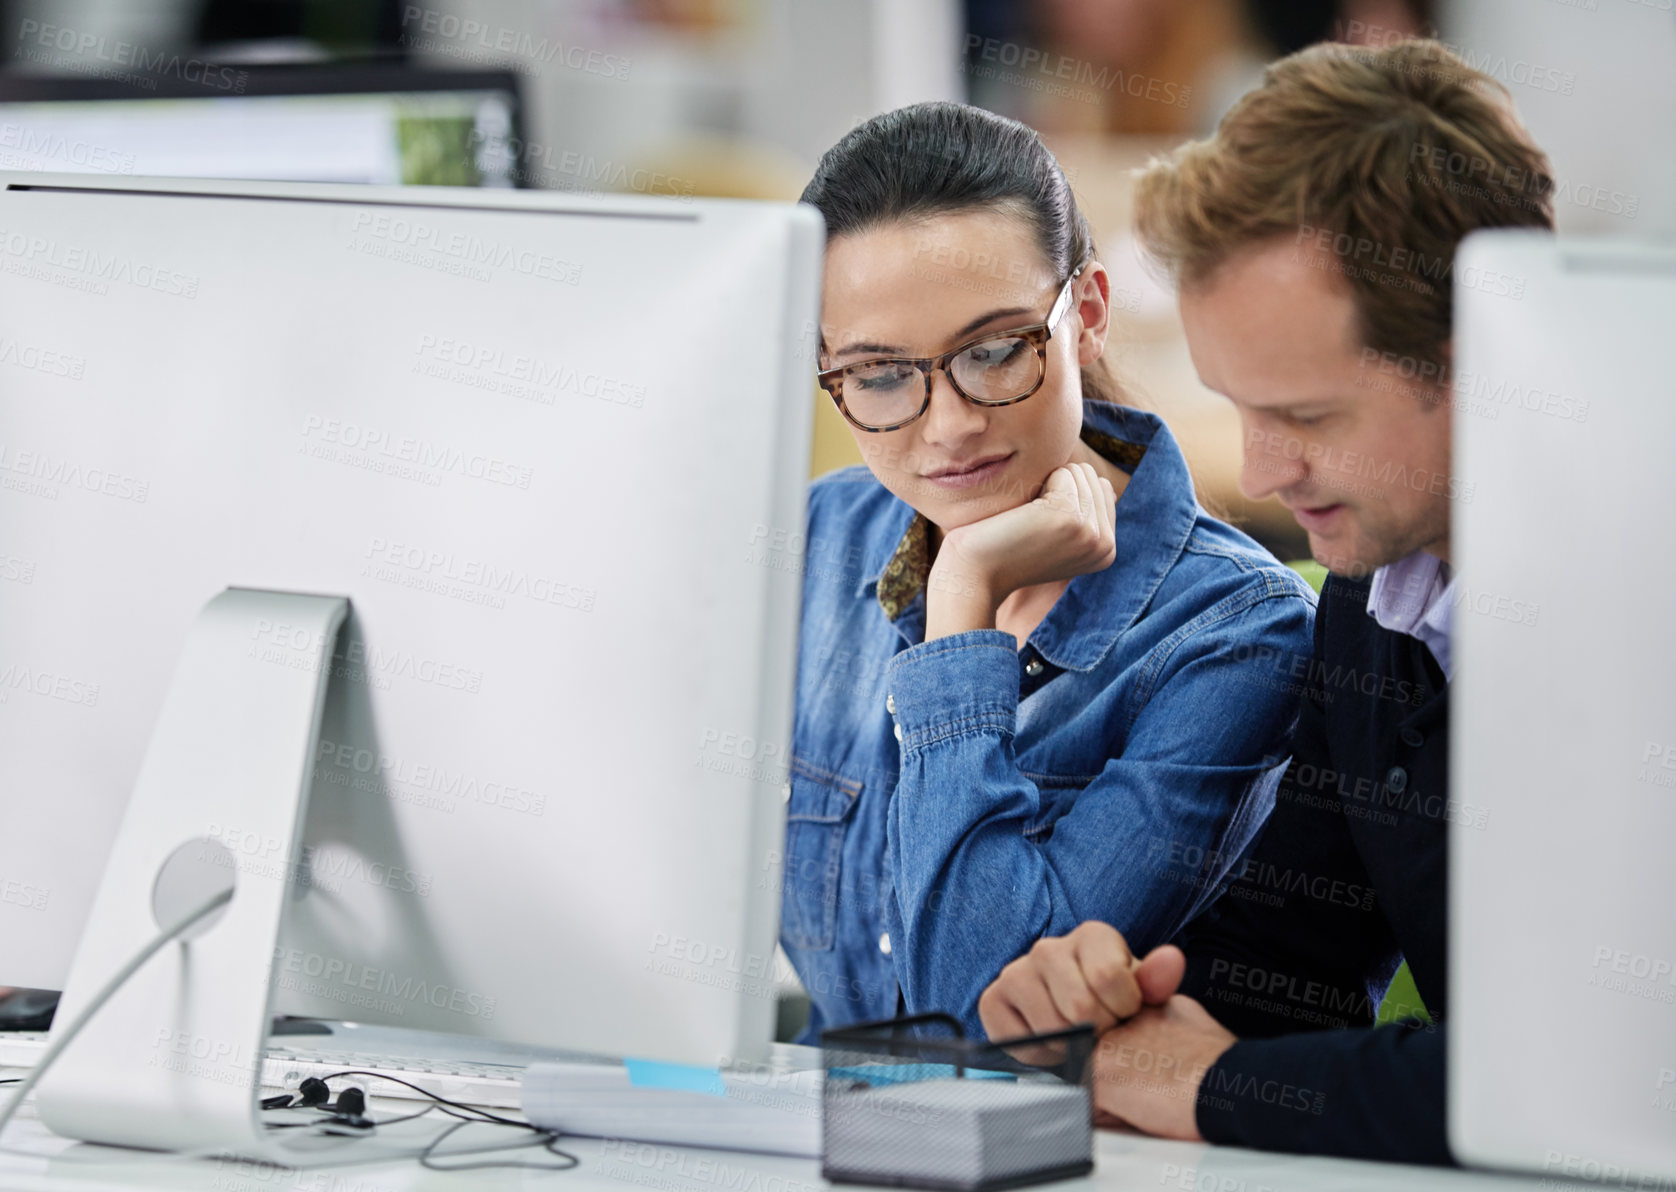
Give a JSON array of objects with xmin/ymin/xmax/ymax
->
[
  {"xmin": 823, "ymin": 1078, "xmax": 1091, "ymax": 1190},
  {"xmin": 520, "ymin": 1060, "xmax": 823, "ymax": 1157}
]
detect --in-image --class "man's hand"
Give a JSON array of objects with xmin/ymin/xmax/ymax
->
[
  {"xmin": 979, "ymin": 924, "xmax": 1238, "ymax": 1141},
  {"xmin": 1091, "ymin": 995, "xmax": 1237, "ymax": 1142},
  {"xmin": 978, "ymin": 922, "xmax": 1186, "ymax": 1039},
  {"xmin": 925, "ymin": 462, "xmax": 1116, "ymax": 640}
]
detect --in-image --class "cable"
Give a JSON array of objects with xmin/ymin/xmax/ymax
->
[
  {"xmin": 418, "ymin": 1119, "xmax": 579, "ymax": 1174},
  {"xmin": 262, "ymin": 1069, "xmax": 579, "ymax": 1173},
  {"xmin": 264, "ymin": 1100, "xmax": 439, "ymax": 1130},
  {"xmin": 350, "ymin": 1103, "xmax": 437, "ymax": 1128},
  {"xmin": 0, "ymin": 887, "xmax": 233, "ymax": 1141}
]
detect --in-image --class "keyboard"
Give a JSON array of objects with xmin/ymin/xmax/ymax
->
[
  {"xmin": 0, "ymin": 1031, "xmax": 48, "ymax": 1068},
  {"xmin": 262, "ymin": 1044, "xmax": 527, "ymax": 1109},
  {"xmin": 2, "ymin": 1025, "xmax": 564, "ymax": 1110},
  {"xmin": 5, "ymin": 1024, "xmax": 820, "ymax": 1117}
]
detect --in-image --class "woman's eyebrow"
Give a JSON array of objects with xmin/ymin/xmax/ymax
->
[
  {"xmin": 829, "ymin": 306, "xmax": 1036, "ymax": 359},
  {"xmin": 829, "ymin": 338, "xmax": 904, "ymax": 358},
  {"xmin": 951, "ymin": 305, "xmax": 1034, "ymax": 340}
]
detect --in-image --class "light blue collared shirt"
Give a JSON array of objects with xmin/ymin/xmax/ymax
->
[{"xmin": 1366, "ymin": 552, "xmax": 1455, "ymax": 680}]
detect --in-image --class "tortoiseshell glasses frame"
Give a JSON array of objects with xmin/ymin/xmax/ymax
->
[{"xmin": 815, "ymin": 267, "xmax": 1084, "ymax": 433}]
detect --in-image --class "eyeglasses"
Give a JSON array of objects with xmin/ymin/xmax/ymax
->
[{"xmin": 816, "ymin": 268, "xmax": 1083, "ymax": 433}]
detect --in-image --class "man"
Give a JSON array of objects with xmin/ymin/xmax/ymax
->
[{"xmin": 976, "ymin": 39, "xmax": 1555, "ymax": 1162}]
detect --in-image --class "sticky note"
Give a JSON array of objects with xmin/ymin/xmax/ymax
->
[{"xmin": 623, "ymin": 1058, "xmax": 728, "ymax": 1096}]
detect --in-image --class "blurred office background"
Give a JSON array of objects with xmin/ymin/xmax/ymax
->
[{"xmin": 0, "ymin": 0, "xmax": 1667, "ymax": 559}]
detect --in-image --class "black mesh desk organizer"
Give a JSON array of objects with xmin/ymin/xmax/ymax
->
[{"xmin": 820, "ymin": 1014, "xmax": 1094, "ymax": 1191}]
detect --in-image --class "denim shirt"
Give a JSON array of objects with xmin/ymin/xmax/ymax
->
[{"xmin": 780, "ymin": 400, "xmax": 1317, "ymax": 1040}]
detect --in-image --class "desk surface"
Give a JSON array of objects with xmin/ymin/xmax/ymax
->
[{"xmin": 0, "ymin": 1075, "xmax": 1601, "ymax": 1192}]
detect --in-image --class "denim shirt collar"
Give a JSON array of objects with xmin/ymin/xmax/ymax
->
[{"xmin": 855, "ymin": 401, "xmax": 1200, "ymax": 672}]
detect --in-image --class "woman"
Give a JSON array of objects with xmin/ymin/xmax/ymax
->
[{"xmin": 783, "ymin": 101, "xmax": 1313, "ymax": 1039}]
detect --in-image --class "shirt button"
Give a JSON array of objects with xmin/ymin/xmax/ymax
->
[
  {"xmin": 1386, "ymin": 765, "xmax": 1408, "ymax": 794},
  {"xmin": 1024, "ymin": 658, "xmax": 1044, "ymax": 677},
  {"xmin": 893, "ymin": 722, "xmax": 903, "ymax": 743},
  {"xmin": 886, "ymin": 693, "xmax": 896, "ymax": 715},
  {"xmin": 878, "ymin": 933, "xmax": 892, "ymax": 956},
  {"xmin": 1400, "ymin": 727, "xmax": 1424, "ymax": 748}
]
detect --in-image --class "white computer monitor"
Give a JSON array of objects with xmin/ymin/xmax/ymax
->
[
  {"xmin": 0, "ymin": 65, "xmax": 523, "ymax": 186},
  {"xmin": 1451, "ymin": 231, "xmax": 1676, "ymax": 1182},
  {"xmin": 0, "ymin": 172, "xmax": 819, "ymax": 1141}
]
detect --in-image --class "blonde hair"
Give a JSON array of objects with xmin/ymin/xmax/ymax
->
[{"xmin": 1135, "ymin": 40, "xmax": 1554, "ymax": 376}]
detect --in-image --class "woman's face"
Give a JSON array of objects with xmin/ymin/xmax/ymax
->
[{"xmin": 819, "ymin": 209, "xmax": 1111, "ymax": 534}]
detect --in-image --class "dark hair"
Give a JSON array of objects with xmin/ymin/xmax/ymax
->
[{"xmin": 800, "ymin": 101, "xmax": 1123, "ymax": 405}]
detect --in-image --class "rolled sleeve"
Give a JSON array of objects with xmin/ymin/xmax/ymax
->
[{"xmin": 885, "ymin": 630, "xmax": 1019, "ymax": 750}]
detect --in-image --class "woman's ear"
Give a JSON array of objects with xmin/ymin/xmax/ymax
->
[{"xmin": 1072, "ymin": 261, "xmax": 1113, "ymax": 368}]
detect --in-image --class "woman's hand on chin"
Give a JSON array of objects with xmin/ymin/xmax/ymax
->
[{"xmin": 924, "ymin": 462, "xmax": 1117, "ymax": 639}]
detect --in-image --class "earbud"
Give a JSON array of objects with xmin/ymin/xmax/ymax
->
[
  {"xmin": 268, "ymin": 1076, "xmax": 374, "ymax": 1132},
  {"xmin": 320, "ymin": 1082, "xmax": 371, "ymax": 1129}
]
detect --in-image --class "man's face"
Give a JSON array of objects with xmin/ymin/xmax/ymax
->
[{"xmin": 1179, "ymin": 236, "xmax": 1454, "ymax": 576}]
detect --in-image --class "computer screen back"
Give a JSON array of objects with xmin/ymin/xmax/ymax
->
[
  {"xmin": 0, "ymin": 174, "xmax": 819, "ymax": 1065},
  {"xmin": 1450, "ymin": 231, "xmax": 1676, "ymax": 1179}
]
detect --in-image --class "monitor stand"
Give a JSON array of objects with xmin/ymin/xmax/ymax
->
[{"xmin": 31, "ymin": 588, "xmax": 444, "ymax": 1165}]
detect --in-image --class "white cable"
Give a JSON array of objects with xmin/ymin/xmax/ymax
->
[{"xmin": 0, "ymin": 887, "xmax": 234, "ymax": 1140}]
